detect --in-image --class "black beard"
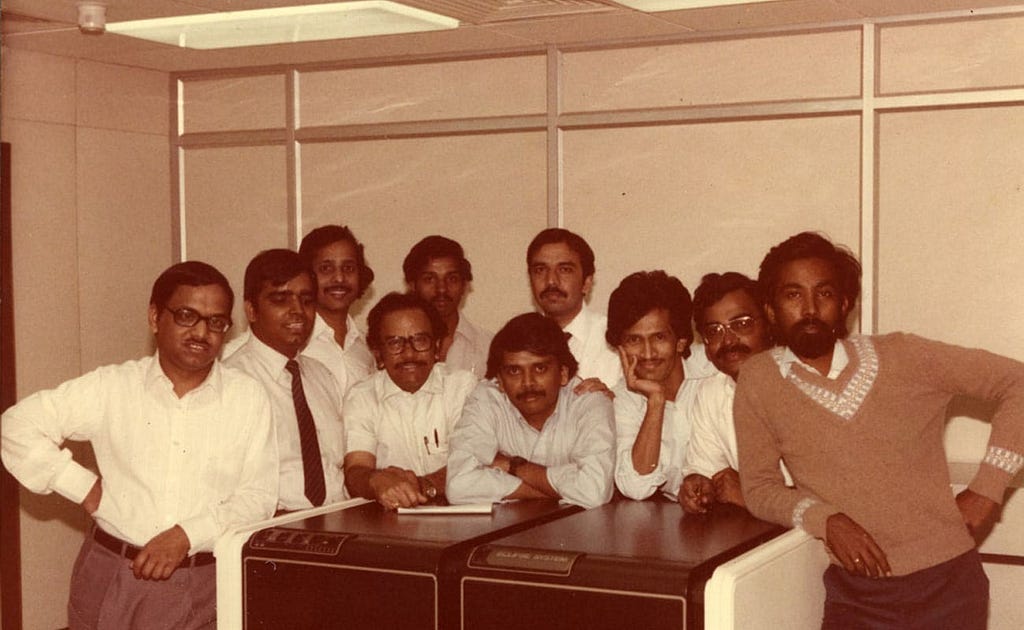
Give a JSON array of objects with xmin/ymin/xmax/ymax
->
[{"xmin": 784, "ymin": 318, "xmax": 837, "ymax": 359}]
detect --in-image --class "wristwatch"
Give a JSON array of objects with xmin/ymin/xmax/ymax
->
[
  {"xmin": 419, "ymin": 476, "xmax": 438, "ymax": 500},
  {"xmin": 508, "ymin": 456, "xmax": 528, "ymax": 477}
]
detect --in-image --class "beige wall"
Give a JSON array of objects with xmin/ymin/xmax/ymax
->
[
  {"xmin": 1, "ymin": 48, "xmax": 171, "ymax": 630},
  {"xmin": 4, "ymin": 7, "xmax": 1024, "ymax": 629}
]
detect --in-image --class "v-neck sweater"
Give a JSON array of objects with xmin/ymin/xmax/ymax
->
[{"xmin": 734, "ymin": 333, "xmax": 1024, "ymax": 575}]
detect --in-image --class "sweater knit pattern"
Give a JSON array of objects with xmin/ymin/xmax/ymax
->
[{"xmin": 774, "ymin": 335, "xmax": 878, "ymax": 421}]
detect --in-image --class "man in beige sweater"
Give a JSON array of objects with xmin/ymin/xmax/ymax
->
[{"xmin": 734, "ymin": 232, "xmax": 1024, "ymax": 629}]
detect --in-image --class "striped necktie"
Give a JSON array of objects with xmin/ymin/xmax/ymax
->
[{"xmin": 285, "ymin": 359, "xmax": 326, "ymax": 506}]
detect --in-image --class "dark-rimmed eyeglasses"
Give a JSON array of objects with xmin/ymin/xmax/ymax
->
[
  {"xmin": 164, "ymin": 307, "xmax": 232, "ymax": 334},
  {"xmin": 382, "ymin": 333, "xmax": 434, "ymax": 355},
  {"xmin": 700, "ymin": 316, "xmax": 758, "ymax": 342}
]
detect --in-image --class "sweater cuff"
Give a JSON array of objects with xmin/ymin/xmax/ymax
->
[
  {"xmin": 798, "ymin": 499, "xmax": 840, "ymax": 540},
  {"xmin": 52, "ymin": 458, "xmax": 99, "ymax": 505},
  {"xmin": 969, "ymin": 447, "xmax": 1023, "ymax": 504}
]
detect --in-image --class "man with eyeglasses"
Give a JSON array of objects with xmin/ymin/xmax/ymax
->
[
  {"xmin": 605, "ymin": 270, "xmax": 717, "ymax": 502},
  {"xmin": 446, "ymin": 313, "xmax": 615, "ymax": 509},
  {"xmin": 735, "ymin": 232, "xmax": 1024, "ymax": 628},
  {"xmin": 678, "ymin": 272, "xmax": 774, "ymax": 514},
  {"xmin": 1, "ymin": 261, "xmax": 277, "ymax": 629},
  {"xmin": 404, "ymin": 235, "xmax": 492, "ymax": 377},
  {"xmin": 226, "ymin": 249, "xmax": 347, "ymax": 512},
  {"xmin": 343, "ymin": 292, "xmax": 477, "ymax": 509}
]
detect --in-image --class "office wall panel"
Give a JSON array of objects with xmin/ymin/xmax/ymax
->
[
  {"xmin": 77, "ymin": 61, "xmax": 169, "ymax": 135},
  {"xmin": 877, "ymin": 105, "xmax": 1024, "ymax": 357},
  {"xmin": 180, "ymin": 74, "xmax": 287, "ymax": 133},
  {"xmin": 562, "ymin": 30, "xmax": 861, "ymax": 113},
  {"xmin": 0, "ymin": 48, "xmax": 75, "ymax": 126},
  {"xmin": 77, "ymin": 127, "xmax": 172, "ymax": 371},
  {"xmin": 4, "ymin": 119, "xmax": 81, "ymax": 394},
  {"xmin": 182, "ymin": 145, "xmax": 289, "ymax": 330},
  {"xmin": 299, "ymin": 55, "xmax": 547, "ymax": 127},
  {"xmin": 300, "ymin": 132, "xmax": 547, "ymax": 331},
  {"xmin": 562, "ymin": 116, "xmax": 862, "ymax": 317},
  {"xmin": 879, "ymin": 15, "xmax": 1024, "ymax": 95}
]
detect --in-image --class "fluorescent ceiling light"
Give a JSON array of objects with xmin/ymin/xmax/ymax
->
[
  {"xmin": 105, "ymin": 1, "xmax": 460, "ymax": 50},
  {"xmin": 614, "ymin": 0, "xmax": 784, "ymax": 12}
]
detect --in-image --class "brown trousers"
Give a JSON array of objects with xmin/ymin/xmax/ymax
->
[{"xmin": 67, "ymin": 534, "xmax": 216, "ymax": 630}]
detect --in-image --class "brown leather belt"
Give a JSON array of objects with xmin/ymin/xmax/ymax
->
[{"xmin": 93, "ymin": 527, "xmax": 215, "ymax": 569}]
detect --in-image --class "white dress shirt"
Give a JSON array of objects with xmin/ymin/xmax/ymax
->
[
  {"xmin": 444, "ymin": 314, "xmax": 493, "ymax": 377},
  {"xmin": 446, "ymin": 378, "xmax": 616, "ymax": 509},
  {"xmin": 225, "ymin": 336, "xmax": 347, "ymax": 511},
  {"xmin": 563, "ymin": 306, "xmax": 622, "ymax": 388},
  {"xmin": 0, "ymin": 355, "xmax": 278, "ymax": 553},
  {"xmin": 612, "ymin": 351, "xmax": 718, "ymax": 500},
  {"xmin": 344, "ymin": 363, "xmax": 477, "ymax": 475},
  {"xmin": 303, "ymin": 312, "xmax": 376, "ymax": 396},
  {"xmin": 777, "ymin": 340, "xmax": 849, "ymax": 379},
  {"xmin": 223, "ymin": 312, "xmax": 375, "ymax": 398},
  {"xmin": 682, "ymin": 371, "xmax": 739, "ymax": 479}
]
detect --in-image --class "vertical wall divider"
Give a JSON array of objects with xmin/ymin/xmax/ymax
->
[
  {"xmin": 287, "ymin": 69, "xmax": 301, "ymax": 248},
  {"xmin": 546, "ymin": 45, "xmax": 563, "ymax": 228},
  {"xmin": 859, "ymin": 23, "xmax": 877, "ymax": 335}
]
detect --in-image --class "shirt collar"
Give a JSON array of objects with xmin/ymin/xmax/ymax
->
[
  {"xmin": 146, "ymin": 351, "xmax": 223, "ymax": 398},
  {"xmin": 311, "ymin": 311, "xmax": 364, "ymax": 347},
  {"xmin": 562, "ymin": 306, "xmax": 592, "ymax": 339},
  {"xmin": 246, "ymin": 334, "xmax": 294, "ymax": 380},
  {"xmin": 776, "ymin": 340, "xmax": 849, "ymax": 379}
]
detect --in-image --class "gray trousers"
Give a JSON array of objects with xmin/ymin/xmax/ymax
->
[{"xmin": 67, "ymin": 533, "xmax": 216, "ymax": 630}]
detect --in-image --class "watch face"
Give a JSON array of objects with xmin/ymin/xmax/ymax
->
[{"xmin": 425, "ymin": 485, "xmax": 438, "ymax": 499}]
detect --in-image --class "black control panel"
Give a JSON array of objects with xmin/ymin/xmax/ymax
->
[{"xmin": 247, "ymin": 527, "xmax": 349, "ymax": 556}]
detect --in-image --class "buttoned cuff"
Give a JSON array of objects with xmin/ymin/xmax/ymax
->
[
  {"xmin": 51, "ymin": 456, "xmax": 99, "ymax": 505},
  {"xmin": 178, "ymin": 513, "xmax": 219, "ymax": 554}
]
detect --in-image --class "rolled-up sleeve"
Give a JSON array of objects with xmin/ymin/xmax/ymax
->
[{"xmin": 612, "ymin": 386, "xmax": 669, "ymax": 500}]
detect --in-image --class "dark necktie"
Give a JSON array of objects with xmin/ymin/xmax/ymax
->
[{"xmin": 285, "ymin": 360, "xmax": 326, "ymax": 506}]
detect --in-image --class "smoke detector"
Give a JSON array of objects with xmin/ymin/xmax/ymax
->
[{"xmin": 77, "ymin": 2, "xmax": 107, "ymax": 34}]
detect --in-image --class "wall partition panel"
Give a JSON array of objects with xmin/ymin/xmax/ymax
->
[
  {"xmin": 561, "ymin": 29, "xmax": 861, "ymax": 112},
  {"xmin": 876, "ymin": 105, "xmax": 1024, "ymax": 356},
  {"xmin": 181, "ymin": 145, "xmax": 289, "ymax": 330},
  {"xmin": 300, "ymin": 132, "xmax": 547, "ymax": 331},
  {"xmin": 180, "ymin": 74, "xmax": 287, "ymax": 134},
  {"xmin": 879, "ymin": 13, "xmax": 1024, "ymax": 95},
  {"xmin": 561, "ymin": 115, "xmax": 862, "ymax": 314},
  {"xmin": 298, "ymin": 55, "xmax": 547, "ymax": 127},
  {"xmin": 77, "ymin": 127, "xmax": 171, "ymax": 369}
]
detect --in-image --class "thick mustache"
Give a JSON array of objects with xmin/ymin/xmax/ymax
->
[
  {"xmin": 541, "ymin": 287, "xmax": 567, "ymax": 299},
  {"xmin": 324, "ymin": 283, "xmax": 352, "ymax": 292},
  {"xmin": 516, "ymin": 389, "xmax": 546, "ymax": 401},
  {"xmin": 715, "ymin": 343, "xmax": 751, "ymax": 359},
  {"xmin": 184, "ymin": 337, "xmax": 210, "ymax": 349},
  {"xmin": 796, "ymin": 317, "xmax": 829, "ymax": 330}
]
